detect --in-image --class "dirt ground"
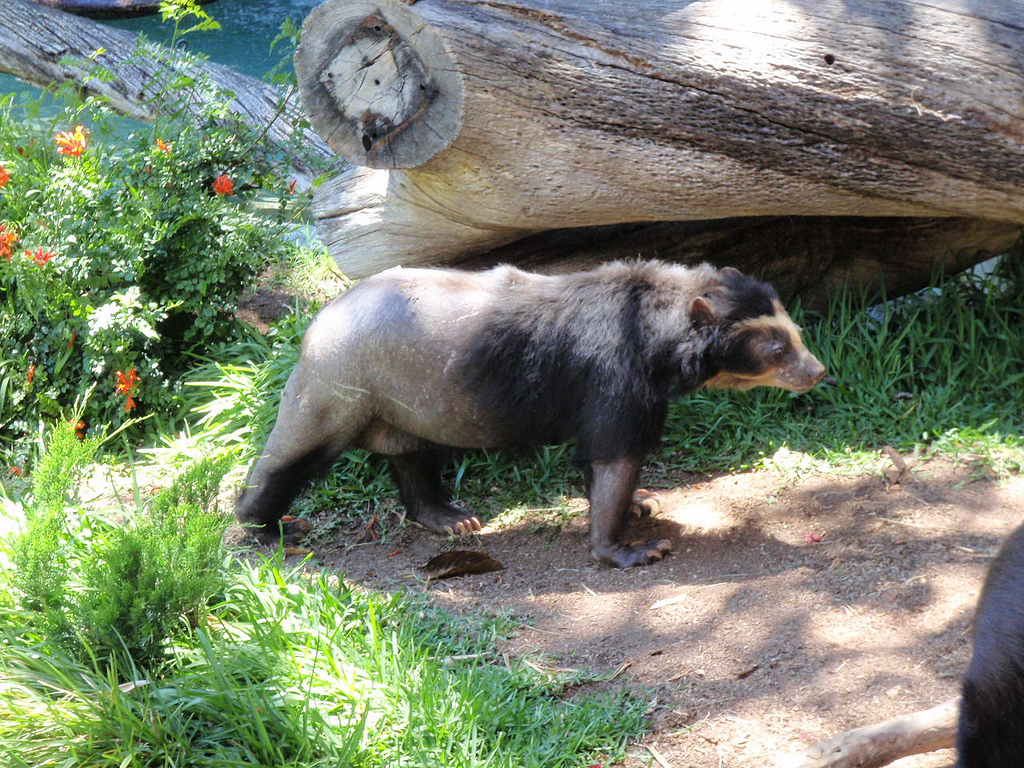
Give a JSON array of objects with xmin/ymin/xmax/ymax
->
[{"xmin": 241, "ymin": 448, "xmax": 1024, "ymax": 768}]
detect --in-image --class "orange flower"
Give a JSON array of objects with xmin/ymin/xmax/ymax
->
[
  {"xmin": 27, "ymin": 247, "xmax": 56, "ymax": 267},
  {"xmin": 73, "ymin": 419, "xmax": 86, "ymax": 439},
  {"xmin": 55, "ymin": 124, "xmax": 89, "ymax": 157},
  {"xmin": 115, "ymin": 366, "xmax": 141, "ymax": 412},
  {"xmin": 26, "ymin": 363, "xmax": 35, "ymax": 386},
  {"xmin": 155, "ymin": 138, "xmax": 171, "ymax": 153},
  {"xmin": 288, "ymin": 179, "xmax": 297, "ymax": 195},
  {"xmin": 0, "ymin": 225, "xmax": 17, "ymax": 261},
  {"xmin": 0, "ymin": 164, "xmax": 9, "ymax": 189},
  {"xmin": 212, "ymin": 173, "xmax": 234, "ymax": 196},
  {"xmin": 115, "ymin": 366, "xmax": 141, "ymax": 395}
]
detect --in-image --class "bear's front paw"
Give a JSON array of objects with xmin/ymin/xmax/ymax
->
[{"xmin": 592, "ymin": 539, "xmax": 672, "ymax": 569}]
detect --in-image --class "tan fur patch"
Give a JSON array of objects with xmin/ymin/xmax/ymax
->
[{"xmin": 731, "ymin": 300, "xmax": 805, "ymax": 353}]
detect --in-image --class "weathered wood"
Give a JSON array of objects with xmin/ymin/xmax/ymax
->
[
  {"xmin": 296, "ymin": 0, "xmax": 464, "ymax": 168},
  {"xmin": 303, "ymin": 0, "xmax": 1024, "ymax": 282},
  {"xmin": 2, "ymin": 0, "xmax": 335, "ymax": 188},
  {"xmin": 775, "ymin": 697, "xmax": 959, "ymax": 768},
  {"xmin": 29, "ymin": 0, "xmax": 215, "ymax": 20},
  {"xmin": 312, "ymin": 164, "xmax": 1021, "ymax": 303}
]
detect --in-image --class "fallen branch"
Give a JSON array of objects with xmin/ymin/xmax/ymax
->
[
  {"xmin": 776, "ymin": 696, "xmax": 958, "ymax": 768},
  {"xmin": 3, "ymin": 0, "xmax": 335, "ymax": 187}
]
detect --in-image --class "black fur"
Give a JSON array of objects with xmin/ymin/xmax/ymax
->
[
  {"xmin": 956, "ymin": 522, "xmax": 1024, "ymax": 767},
  {"xmin": 456, "ymin": 262, "xmax": 780, "ymax": 461}
]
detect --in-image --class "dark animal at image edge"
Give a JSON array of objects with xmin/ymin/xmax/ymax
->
[
  {"xmin": 236, "ymin": 261, "xmax": 825, "ymax": 568},
  {"xmin": 956, "ymin": 521, "xmax": 1024, "ymax": 767}
]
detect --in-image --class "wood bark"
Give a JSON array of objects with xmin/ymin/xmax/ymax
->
[
  {"xmin": 776, "ymin": 696, "xmax": 959, "ymax": 768},
  {"xmin": 29, "ymin": 0, "xmax": 214, "ymax": 20},
  {"xmin": 2, "ymin": 0, "xmax": 335, "ymax": 187},
  {"xmin": 300, "ymin": 0, "xmax": 1024, "ymax": 288}
]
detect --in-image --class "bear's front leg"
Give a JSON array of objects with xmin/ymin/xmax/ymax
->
[{"xmin": 586, "ymin": 458, "xmax": 671, "ymax": 568}]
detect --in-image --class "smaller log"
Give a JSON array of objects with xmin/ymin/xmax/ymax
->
[
  {"xmin": 3, "ymin": 0, "xmax": 334, "ymax": 189},
  {"xmin": 775, "ymin": 696, "xmax": 959, "ymax": 768},
  {"xmin": 29, "ymin": 0, "xmax": 215, "ymax": 19}
]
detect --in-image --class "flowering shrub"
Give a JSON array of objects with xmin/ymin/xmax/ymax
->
[{"xmin": 0, "ymin": 81, "xmax": 306, "ymax": 447}]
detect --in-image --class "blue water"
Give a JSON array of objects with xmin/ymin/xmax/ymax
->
[
  {"xmin": 2, "ymin": 0, "xmax": 322, "ymax": 101},
  {"xmin": 107, "ymin": 0, "xmax": 322, "ymax": 79}
]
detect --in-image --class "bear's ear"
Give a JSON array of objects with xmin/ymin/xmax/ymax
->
[
  {"xmin": 690, "ymin": 296, "xmax": 715, "ymax": 326},
  {"xmin": 719, "ymin": 266, "xmax": 743, "ymax": 279}
]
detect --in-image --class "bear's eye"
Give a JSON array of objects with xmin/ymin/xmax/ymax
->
[{"xmin": 764, "ymin": 340, "xmax": 787, "ymax": 360}]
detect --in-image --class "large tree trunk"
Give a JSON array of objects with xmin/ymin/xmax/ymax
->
[
  {"xmin": 299, "ymin": 0, "xmax": 1024, "ymax": 296},
  {"xmin": 3, "ymin": 0, "xmax": 335, "ymax": 187}
]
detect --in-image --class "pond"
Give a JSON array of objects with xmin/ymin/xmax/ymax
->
[{"xmin": 107, "ymin": 0, "xmax": 321, "ymax": 79}]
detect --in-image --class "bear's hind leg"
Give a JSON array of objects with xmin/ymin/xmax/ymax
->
[
  {"xmin": 236, "ymin": 441, "xmax": 343, "ymax": 544},
  {"xmin": 389, "ymin": 451, "xmax": 482, "ymax": 535}
]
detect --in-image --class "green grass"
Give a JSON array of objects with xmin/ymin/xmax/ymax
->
[
  {"xmin": 656, "ymin": 260, "xmax": 1024, "ymax": 477},
  {"xmin": 0, "ymin": 554, "xmax": 646, "ymax": 768},
  {"xmin": 0, "ymin": 427, "xmax": 647, "ymax": 767},
  {"xmin": 8, "ymin": 254, "xmax": 1020, "ymax": 766}
]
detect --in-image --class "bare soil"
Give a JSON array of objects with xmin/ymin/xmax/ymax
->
[{"xmin": 236, "ymin": 449, "xmax": 1024, "ymax": 768}]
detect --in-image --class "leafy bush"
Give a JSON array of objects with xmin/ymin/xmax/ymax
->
[
  {"xmin": 9, "ymin": 420, "xmax": 232, "ymax": 668},
  {"xmin": 0, "ymin": 31, "xmax": 308, "ymax": 450}
]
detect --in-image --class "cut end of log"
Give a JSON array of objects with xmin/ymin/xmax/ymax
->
[{"xmin": 296, "ymin": 0, "xmax": 464, "ymax": 169}]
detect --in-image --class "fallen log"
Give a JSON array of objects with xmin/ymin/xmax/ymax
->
[
  {"xmin": 29, "ymin": 0, "xmax": 215, "ymax": 20},
  {"xmin": 1, "ymin": 0, "xmax": 334, "ymax": 187},
  {"xmin": 300, "ymin": 0, "xmax": 1024, "ymax": 293},
  {"xmin": 776, "ymin": 696, "xmax": 959, "ymax": 768}
]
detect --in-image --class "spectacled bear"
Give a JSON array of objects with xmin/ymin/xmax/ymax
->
[
  {"xmin": 956, "ymin": 522, "xmax": 1024, "ymax": 767},
  {"xmin": 236, "ymin": 261, "xmax": 825, "ymax": 568}
]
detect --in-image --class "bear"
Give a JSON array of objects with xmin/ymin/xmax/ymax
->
[
  {"xmin": 956, "ymin": 521, "xmax": 1024, "ymax": 767},
  {"xmin": 236, "ymin": 260, "xmax": 825, "ymax": 568}
]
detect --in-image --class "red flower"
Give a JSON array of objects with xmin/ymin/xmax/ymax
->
[
  {"xmin": 55, "ymin": 125, "xmax": 89, "ymax": 157},
  {"xmin": 27, "ymin": 247, "xmax": 56, "ymax": 267},
  {"xmin": 0, "ymin": 164, "xmax": 9, "ymax": 189},
  {"xmin": 66, "ymin": 331, "xmax": 76, "ymax": 350},
  {"xmin": 8, "ymin": 466, "xmax": 23, "ymax": 477},
  {"xmin": 288, "ymin": 179, "xmax": 297, "ymax": 195},
  {"xmin": 0, "ymin": 225, "xmax": 17, "ymax": 261},
  {"xmin": 155, "ymin": 138, "xmax": 171, "ymax": 153},
  {"xmin": 115, "ymin": 366, "xmax": 141, "ymax": 395},
  {"xmin": 26, "ymin": 363, "xmax": 36, "ymax": 386},
  {"xmin": 115, "ymin": 367, "xmax": 141, "ymax": 412},
  {"xmin": 212, "ymin": 173, "xmax": 234, "ymax": 196},
  {"xmin": 73, "ymin": 419, "xmax": 86, "ymax": 439}
]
